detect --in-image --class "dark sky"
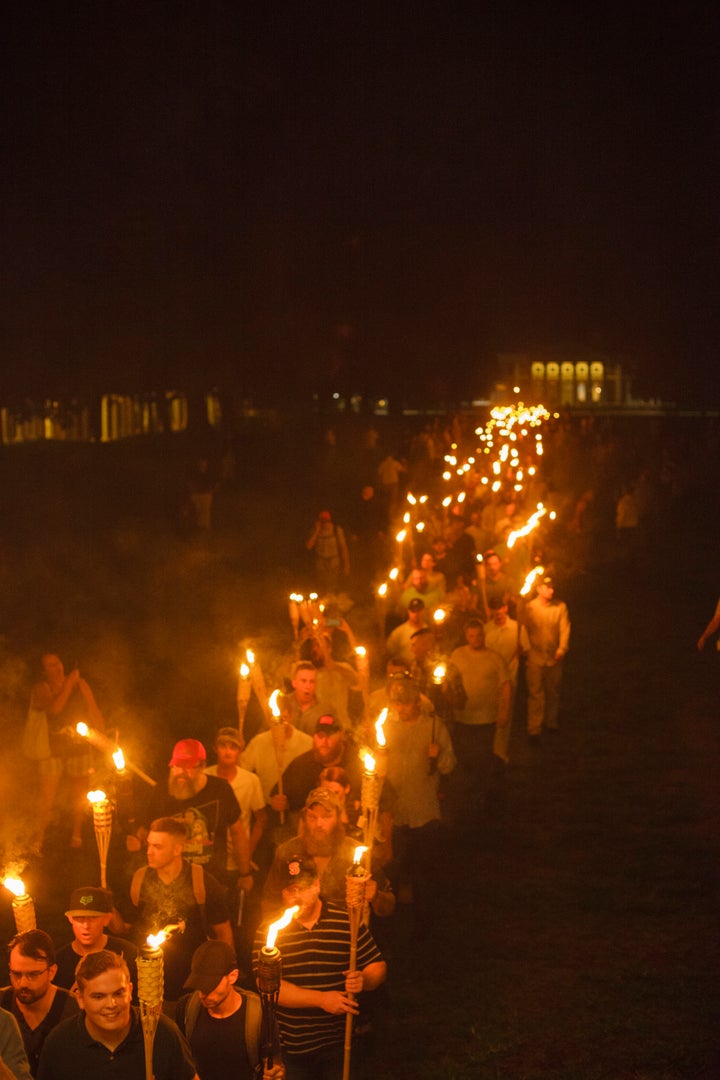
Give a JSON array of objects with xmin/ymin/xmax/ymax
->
[{"xmin": 2, "ymin": 4, "xmax": 718, "ymax": 405}]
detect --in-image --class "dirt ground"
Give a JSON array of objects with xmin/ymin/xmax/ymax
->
[{"xmin": 0, "ymin": 415, "xmax": 718, "ymax": 1079}]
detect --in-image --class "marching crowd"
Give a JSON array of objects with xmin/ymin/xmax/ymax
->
[{"xmin": 1, "ymin": 409, "xmax": 713, "ymax": 1080}]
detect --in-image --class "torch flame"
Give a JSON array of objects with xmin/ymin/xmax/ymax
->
[
  {"xmin": 520, "ymin": 565, "xmax": 545, "ymax": 596},
  {"xmin": 395, "ymin": 529, "xmax": 406, "ymax": 544},
  {"xmin": 433, "ymin": 608, "xmax": 446, "ymax": 624},
  {"xmin": 268, "ymin": 689, "xmax": 281, "ymax": 719},
  {"xmin": 246, "ymin": 648, "xmax": 255, "ymax": 666},
  {"xmin": 87, "ymin": 789, "xmax": 108, "ymax": 804},
  {"xmin": 375, "ymin": 708, "xmax": 388, "ymax": 747},
  {"xmin": 266, "ymin": 905, "xmax": 300, "ymax": 950},
  {"xmin": 432, "ymin": 663, "xmax": 447, "ymax": 683},
  {"xmin": 239, "ymin": 662, "xmax": 250, "ymax": 679},
  {"xmin": 3, "ymin": 877, "xmax": 27, "ymax": 898},
  {"xmin": 76, "ymin": 722, "xmax": 89, "ymax": 738},
  {"xmin": 355, "ymin": 646, "xmax": 366, "ymax": 658},
  {"xmin": 113, "ymin": 748, "xmax": 126, "ymax": 771},
  {"xmin": 353, "ymin": 845, "xmax": 368, "ymax": 865},
  {"xmin": 363, "ymin": 751, "xmax": 376, "ymax": 773},
  {"xmin": 147, "ymin": 931, "xmax": 166, "ymax": 949},
  {"xmin": 377, "ymin": 583, "xmax": 388, "ymax": 598}
]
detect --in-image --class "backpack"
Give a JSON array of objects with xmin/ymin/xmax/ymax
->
[
  {"xmin": 130, "ymin": 862, "xmax": 207, "ymax": 935},
  {"xmin": 178, "ymin": 988, "xmax": 263, "ymax": 1077}
]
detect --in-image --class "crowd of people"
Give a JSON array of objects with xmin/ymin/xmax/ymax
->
[{"xmin": 1, "ymin": 407, "xmax": 714, "ymax": 1079}]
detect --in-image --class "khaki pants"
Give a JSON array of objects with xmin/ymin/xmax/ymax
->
[{"xmin": 526, "ymin": 660, "xmax": 563, "ymax": 734}]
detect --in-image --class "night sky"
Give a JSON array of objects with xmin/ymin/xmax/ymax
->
[{"xmin": 3, "ymin": 4, "xmax": 718, "ymax": 405}]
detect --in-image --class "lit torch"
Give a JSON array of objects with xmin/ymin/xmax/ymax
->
[
  {"xmin": 343, "ymin": 845, "xmax": 371, "ymax": 1080},
  {"xmin": 360, "ymin": 751, "xmax": 382, "ymax": 856},
  {"xmin": 137, "ymin": 932, "xmax": 165, "ymax": 1080},
  {"xmin": 3, "ymin": 877, "xmax": 36, "ymax": 933},
  {"xmin": 237, "ymin": 659, "xmax": 252, "ymax": 741},
  {"xmin": 268, "ymin": 690, "xmax": 286, "ymax": 825},
  {"xmin": 76, "ymin": 722, "xmax": 157, "ymax": 787},
  {"xmin": 374, "ymin": 709, "xmax": 388, "ymax": 778},
  {"xmin": 258, "ymin": 905, "xmax": 299, "ymax": 1071},
  {"xmin": 376, "ymin": 582, "xmax": 388, "ymax": 636},
  {"xmin": 288, "ymin": 593, "xmax": 302, "ymax": 639},
  {"xmin": 87, "ymin": 789, "xmax": 113, "ymax": 890}
]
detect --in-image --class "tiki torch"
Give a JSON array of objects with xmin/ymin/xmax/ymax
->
[
  {"xmin": 268, "ymin": 690, "xmax": 286, "ymax": 825},
  {"xmin": 75, "ymin": 722, "xmax": 157, "ymax": 787},
  {"xmin": 87, "ymin": 789, "xmax": 113, "ymax": 890},
  {"xmin": 360, "ymin": 751, "xmax": 382, "ymax": 856},
  {"xmin": 257, "ymin": 906, "xmax": 298, "ymax": 1070},
  {"xmin": 288, "ymin": 593, "xmax": 302, "ymax": 639},
  {"xmin": 137, "ymin": 932, "xmax": 165, "ymax": 1080},
  {"xmin": 374, "ymin": 709, "xmax": 388, "ymax": 778},
  {"xmin": 3, "ymin": 878, "xmax": 36, "ymax": 933},
  {"xmin": 343, "ymin": 847, "xmax": 370, "ymax": 1080},
  {"xmin": 375, "ymin": 582, "xmax": 388, "ymax": 636},
  {"xmin": 237, "ymin": 661, "xmax": 252, "ymax": 741}
]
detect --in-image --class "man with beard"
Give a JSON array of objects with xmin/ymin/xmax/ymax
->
[
  {"xmin": 1, "ymin": 931, "xmax": 77, "ymax": 1077},
  {"xmin": 254, "ymin": 855, "xmax": 386, "ymax": 1080},
  {"xmin": 270, "ymin": 716, "xmax": 362, "ymax": 832},
  {"xmin": 126, "ymin": 817, "xmax": 234, "ymax": 1001},
  {"xmin": 262, "ymin": 789, "xmax": 394, "ymax": 921},
  {"xmin": 54, "ymin": 888, "xmax": 138, "ymax": 1001},
  {"xmin": 137, "ymin": 738, "xmax": 254, "ymax": 897},
  {"xmin": 36, "ymin": 951, "xmax": 198, "ymax": 1080}
]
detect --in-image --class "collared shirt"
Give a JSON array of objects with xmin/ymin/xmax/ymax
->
[
  {"xmin": 36, "ymin": 1009, "xmax": 196, "ymax": 1080},
  {"xmin": 1, "ymin": 985, "xmax": 78, "ymax": 1076},
  {"xmin": 449, "ymin": 646, "xmax": 510, "ymax": 725},
  {"xmin": 524, "ymin": 597, "xmax": 571, "ymax": 665}
]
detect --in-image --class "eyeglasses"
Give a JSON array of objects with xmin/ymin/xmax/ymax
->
[{"xmin": 9, "ymin": 966, "xmax": 50, "ymax": 982}]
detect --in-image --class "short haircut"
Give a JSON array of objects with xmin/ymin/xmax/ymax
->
[
  {"xmin": 149, "ymin": 816, "xmax": 187, "ymax": 841},
  {"xmin": 465, "ymin": 618, "xmax": 484, "ymax": 631},
  {"xmin": 76, "ymin": 949, "xmax": 130, "ymax": 992},
  {"xmin": 8, "ymin": 929, "xmax": 56, "ymax": 965},
  {"xmin": 318, "ymin": 765, "xmax": 351, "ymax": 788},
  {"xmin": 293, "ymin": 661, "xmax": 316, "ymax": 677}
]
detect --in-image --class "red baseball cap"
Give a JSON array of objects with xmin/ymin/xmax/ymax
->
[{"xmin": 168, "ymin": 738, "xmax": 207, "ymax": 767}]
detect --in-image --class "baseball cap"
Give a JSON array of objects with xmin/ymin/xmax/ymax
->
[
  {"xmin": 304, "ymin": 787, "xmax": 342, "ymax": 813},
  {"xmin": 183, "ymin": 940, "xmax": 238, "ymax": 993},
  {"xmin": 407, "ymin": 598, "xmax": 425, "ymax": 612},
  {"xmin": 215, "ymin": 727, "xmax": 243, "ymax": 749},
  {"xmin": 168, "ymin": 738, "xmax": 207, "ymax": 767},
  {"xmin": 66, "ymin": 887, "xmax": 112, "ymax": 918},
  {"xmin": 278, "ymin": 853, "xmax": 318, "ymax": 890},
  {"xmin": 315, "ymin": 714, "xmax": 341, "ymax": 735}
]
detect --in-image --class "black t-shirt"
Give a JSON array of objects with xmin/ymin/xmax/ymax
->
[
  {"xmin": 1, "ymin": 986, "xmax": 79, "ymax": 1077},
  {"xmin": 177, "ymin": 992, "xmax": 254, "ymax": 1080},
  {"xmin": 130, "ymin": 862, "xmax": 230, "ymax": 1001},
  {"xmin": 54, "ymin": 937, "xmax": 139, "ymax": 1003},
  {"xmin": 143, "ymin": 775, "xmax": 240, "ymax": 879}
]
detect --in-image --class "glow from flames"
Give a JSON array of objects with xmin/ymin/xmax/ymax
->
[
  {"xmin": 266, "ymin": 906, "xmax": 299, "ymax": 950},
  {"xmin": 375, "ymin": 708, "xmax": 388, "ymax": 747}
]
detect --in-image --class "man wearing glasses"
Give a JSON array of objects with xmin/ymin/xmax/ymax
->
[{"xmin": 1, "ymin": 930, "xmax": 77, "ymax": 1076}]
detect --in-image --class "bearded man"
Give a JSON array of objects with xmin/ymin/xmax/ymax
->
[
  {"xmin": 136, "ymin": 739, "xmax": 253, "ymax": 895},
  {"xmin": 262, "ymin": 788, "xmax": 394, "ymax": 920}
]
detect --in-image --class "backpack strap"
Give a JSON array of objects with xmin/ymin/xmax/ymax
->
[
  {"xmin": 129, "ymin": 865, "xmax": 148, "ymax": 908},
  {"xmin": 183, "ymin": 990, "xmax": 202, "ymax": 1041},
  {"xmin": 190, "ymin": 862, "xmax": 206, "ymax": 906},
  {"xmin": 241, "ymin": 989, "xmax": 263, "ymax": 1073}
]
